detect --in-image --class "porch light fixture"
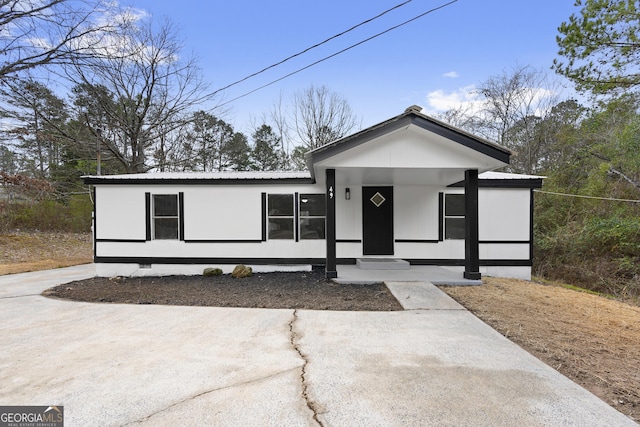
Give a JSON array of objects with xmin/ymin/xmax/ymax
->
[{"xmin": 345, "ymin": 188, "xmax": 351, "ymax": 200}]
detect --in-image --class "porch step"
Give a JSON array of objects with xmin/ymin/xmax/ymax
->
[{"xmin": 356, "ymin": 258, "xmax": 410, "ymax": 270}]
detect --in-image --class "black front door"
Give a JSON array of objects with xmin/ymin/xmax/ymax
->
[{"xmin": 362, "ymin": 186, "xmax": 394, "ymax": 255}]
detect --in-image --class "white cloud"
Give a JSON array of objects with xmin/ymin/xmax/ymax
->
[
  {"xmin": 443, "ymin": 71, "xmax": 459, "ymax": 78},
  {"xmin": 424, "ymin": 85, "xmax": 482, "ymax": 114}
]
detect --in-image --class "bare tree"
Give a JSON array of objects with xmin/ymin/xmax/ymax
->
[
  {"xmin": 292, "ymin": 85, "xmax": 360, "ymax": 150},
  {"xmin": 438, "ymin": 65, "xmax": 562, "ymax": 174},
  {"xmin": 64, "ymin": 16, "xmax": 213, "ymax": 173},
  {"xmin": 0, "ymin": 0, "xmax": 120, "ymax": 81}
]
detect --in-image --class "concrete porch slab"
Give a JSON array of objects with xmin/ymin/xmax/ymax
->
[
  {"xmin": 356, "ymin": 258, "xmax": 410, "ymax": 270},
  {"xmin": 334, "ymin": 265, "xmax": 483, "ymax": 285}
]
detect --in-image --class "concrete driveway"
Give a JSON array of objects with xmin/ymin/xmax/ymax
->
[{"xmin": 0, "ymin": 265, "xmax": 636, "ymax": 426}]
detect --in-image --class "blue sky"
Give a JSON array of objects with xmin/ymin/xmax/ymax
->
[{"xmin": 120, "ymin": 0, "xmax": 581, "ymax": 133}]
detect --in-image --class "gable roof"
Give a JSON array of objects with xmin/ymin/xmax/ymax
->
[{"xmin": 305, "ymin": 105, "xmax": 511, "ymax": 182}]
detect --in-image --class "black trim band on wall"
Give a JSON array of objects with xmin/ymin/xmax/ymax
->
[
  {"xmin": 93, "ymin": 256, "xmax": 532, "ymax": 267},
  {"xmin": 179, "ymin": 192, "xmax": 185, "ymax": 241},
  {"xmin": 96, "ymin": 239, "xmax": 147, "ymax": 243},
  {"xmin": 183, "ymin": 239, "xmax": 263, "ymax": 243},
  {"xmin": 336, "ymin": 239, "xmax": 362, "ymax": 243},
  {"xmin": 395, "ymin": 239, "xmax": 440, "ymax": 243},
  {"xmin": 438, "ymin": 192, "xmax": 444, "ymax": 242},
  {"xmin": 261, "ymin": 192, "xmax": 267, "ymax": 241},
  {"xmin": 479, "ymin": 240, "xmax": 530, "ymax": 244},
  {"xmin": 95, "ymin": 256, "xmax": 329, "ymax": 265},
  {"xmin": 145, "ymin": 192, "xmax": 151, "ymax": 241},
  {"xmin": 406, "ymin": 259, "xmax": 533, "ymax": 267}
]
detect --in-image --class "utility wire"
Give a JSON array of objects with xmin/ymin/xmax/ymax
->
[
  {"xmin": 218, "ymin": 0, "xmax": 459, "ymax": 107},
  {"xmin": 534, "ymin": 189, "xmax": 640, "ymax": 203},
  {"xmin": 211, "ymin": 0, "xmax": 416, "ymax": 97}
]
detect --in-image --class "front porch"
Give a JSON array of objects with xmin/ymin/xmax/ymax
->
[{"xmin": 333, "ymin": 264, "xmax": 483, "ymax": 285}]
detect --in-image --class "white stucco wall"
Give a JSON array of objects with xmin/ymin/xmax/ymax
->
[
  {"xmin": 479, "ymin": 188, "xmax": 531, "ymax": 241},
  {"xmin": 95, "ymin": 186, "xmax": 146, "ymax": 240}
]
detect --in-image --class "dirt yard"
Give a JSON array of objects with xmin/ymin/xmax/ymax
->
[
  {"xmin": 0, "ymin": 232, "xmax": 92, "ymax": 275},
  {"xmin": 1, "ymin": 232, "xmax": 639, "ymax": 421}
]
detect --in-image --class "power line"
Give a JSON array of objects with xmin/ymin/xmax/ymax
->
[
  {"xmin": 534, "ymin": 189, "xmax": 640, "ymax": 203},
  {"xmin": 217, "ymin": 0, "xmax": 459, "ymax": 108},
  {"xmin": 211, "ymin": 0, "xmax": 416, "ymax": 97}
]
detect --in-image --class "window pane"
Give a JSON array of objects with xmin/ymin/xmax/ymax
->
[
  {"xmin": 445, "ymin": 218, "xmax": 465, "ymax": 239},
  {"xmin": 154, "ymin": 195, "xmax": 178, "ymax": 216},
  {"xmin": 300, "ymin": 194, "xmax": 325, "ymax": 216},
  {"xmin": 445, "ymin": 194, "xmax": 465, "ymax": 216},
  {"xmin": 300, "ymin": 218, "xmax": 325, "ymax": 239},
  {"xmin": 155, "ymin": 218, "xmax": 179, "ymax": 239},
  {"xmin": 268, "ymin": 218, "xmax": 294, "ymax": 239},
  {"xmin": 268, "ymin": 194, "xmax": 293, "ymax": 216}
]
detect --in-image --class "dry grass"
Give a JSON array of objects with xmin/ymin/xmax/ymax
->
[
  {"xmin": 442, "ymin": 277, "xmax": 640, "ymax": 422},
  {"xmin": 0, "ymin": 232, "xmax": 92, "ymax": 275}
]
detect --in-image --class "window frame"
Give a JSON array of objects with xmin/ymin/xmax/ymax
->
[
  {"xmin": 299, "ymin": 193, "xmax": 326, "ymax": 240},
  {"xmin": 151, "ymin": 193, "xmax": 181, "ymax": 240},
  {"xmin": 267, "ymin": 193, "xmax": 295, "ymax": 240}
]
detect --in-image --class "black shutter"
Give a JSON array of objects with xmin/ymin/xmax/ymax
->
[
  {"xmin": 145, "ymin": 192, "xmax": 151, "ymax": 241},
  {"xmin": 179, "ymin": 192, "xmax": 185, "ymax": 241},
  {"xmin": 261, "ymin": 192, "xmax": 267, "ymax": 241}
]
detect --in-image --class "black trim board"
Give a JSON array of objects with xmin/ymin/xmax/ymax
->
[
  {"xmin": 479, "ymin": 240, "xmax": 530, "ymax": 244},
  {"xmin": 85, "ymin": 177, "xmax": 313, "ymax": 185},
  {"xmin": 97, "ymin": 239, "xmax": 147, "ymax": 243},
  {"xmin": 94, "ymin": 256, "xmax": 531, "ymax": 267},
  {"xmin": 449, "ymin": 178, "xmax": 544, "ymax": 189},
  {"xmin": 183, "ymin": 239, "xmax": 263, "ymax": 243},
  {"xmin": 95, "ymin": 256, "xmax": 329, "ymax": 265},
  {"xmin": 406, "ymin": 259, "xmax": 532, "ymax": 267},
  {"xmin": 92, "ymin": 186, "xmax": 97, "ymax": 257}
]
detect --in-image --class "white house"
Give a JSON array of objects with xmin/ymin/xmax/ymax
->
[{"xmin": 84, "ymin": 106, "xmax": 543, "ymax": 280}]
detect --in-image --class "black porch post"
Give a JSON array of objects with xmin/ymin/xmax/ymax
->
[
  {"xmin": 325, "ymin": 168, "xmax": 337, "ymax": 279},
  {"xmin": 464, "ymin": 169, "xmax": 481, "ymax": 280}
]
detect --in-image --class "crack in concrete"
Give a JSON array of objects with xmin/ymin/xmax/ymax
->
[
  {"xmin": 289, "ymin": 309, "xmax": 325, "ymax": 427},
  {"xmin": 123, "ymin": 366, "xmax": 300, "ymax": 426}
]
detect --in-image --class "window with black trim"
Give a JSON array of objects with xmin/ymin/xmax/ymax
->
[
  {"xmin": 299, "ymin": 194, "xmax": 325, "ymax": 239},
  {"xmin": 153, "ymin": 194, "xmax": 179, "ymax": 239},
  {"xmin": 268, "ymin": 194, "xmax": 294, "ymax": 239},
  {"xmin": 444, "ymin": 194, "xmax": 465, "ymax": 239}
]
